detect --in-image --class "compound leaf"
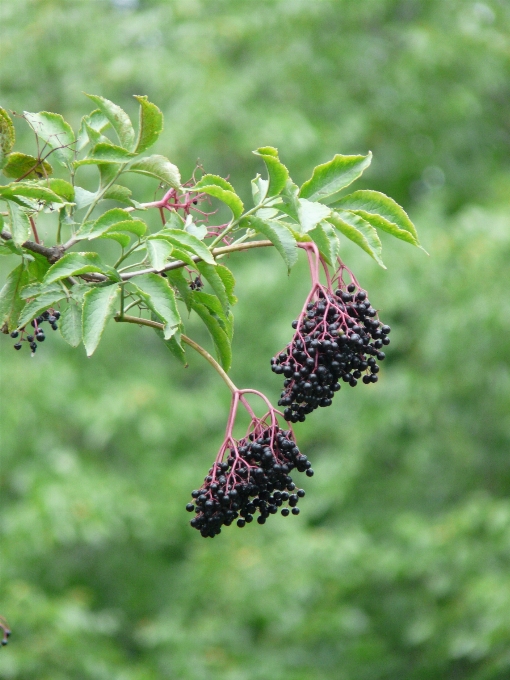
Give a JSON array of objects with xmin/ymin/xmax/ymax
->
[
  {"xmin": 191, "ymin": 297, "xmax": 232, "ymax": 371},
  {"xmin": 131, "ymin": 273, "xmax": 180, "ymax": 340},
  {"xmin": 44, "ymin": 252, "xmax": 120, "ymax": 284},
  {"xmin": 159, "ymin": 228, "xmax": 216, "ymax": 265},
  {"xmin": 328, "ymin": 210, "xmax": 385, "ymax": 268}
]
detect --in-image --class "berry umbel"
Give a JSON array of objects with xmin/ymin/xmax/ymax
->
[
  {"xmin": 272, "ymin": 244, "xmax": 390, "ymax": 423},
  {"xmin": 188, "ymin": 389, "xmax": 311, "ymax": 537},
  {"xmin": 10, "ymin": 309, "xmax": 60, "ymax": 355}
]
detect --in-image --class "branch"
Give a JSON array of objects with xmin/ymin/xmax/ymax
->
[
  {"xmin": 1, "ymin": 229, "xmax": 64, "ymax": 263},
  {"xmin": 114, "ymin": 314, "xmax": 238, "ymax": 393},
  {"xmin": 121, "ymin": 239, "xmax": 274, "ymax": 280}
]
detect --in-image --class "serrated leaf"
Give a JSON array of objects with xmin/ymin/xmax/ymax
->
[
  {"xmin": 17, "ymin": 290, "xmax": 66, "ymax": 328},
  {"xmin": 27, "ymin": 252, "xmax": 51, "ymax": 281},
  {"xmin": 23, "ymin": 111, "xmax": 75, "ymax": 166},
  {"xmin": 80, "ymin": 208, "xmax": 136, "ymax": 239},
  {"xmin": 44, "ymin": 178, "xmax": 74, "ymax": 202},
  {"xmin": 328, "ymin": 210, "xmax": 385, "ymax": 268},
  {"xmin": 131, "ymin": 273, "xmax": 180, "ymax": 340},
  {"xmin": 168, "ymin": 247, "xmax": 197, "ymax": 268},
  {"xmin": 251, "ymin": 174, "xmax": 269, "ymax": 205},
  {"xmin": 296, "ymin": 198, "xmax": 331, "ymax": 233},
  {"xmin": 192, "ymin": 183, "xmax": 243, "ymax": 220},
  {"xmin": 253, "ymin": 146, "xmax": 289, "ymax": 197},
  {"xmin": 20, "ymin": 281, "xmax": 63, "ymax": 300},
  {"xmin": 300, "ymin": 152, "xmax": 372, "ymax": 202},
  {"xmin": 0, "ymin": 182, "xmax": 63, "ymax": 204},
  {"xmin": 2, "ymin": 152, "xmax": 53, "ymax": 180},
  {"xmin": 216, "ymin": 264, "xmax": 237, "ymax": 305},
  {"xmin": 159, "ymin": 228, "xmax": 216, "ymax": 265},
  {"xmin": 134, "ymin": 95, "xmax": 163, "ymax": 153},
  {"xmin": 80, "ymin": 142, "xmax": 135, "ymax": 164},
  {"xmin": 309, "ymin": 222, "xmax": 340, "ymax": 266},
  {"xmin": 184, "ymin": 220, "xmax": 208, "ymax": 240},
  {"xmin": 85, "ymin": 94, "xmax": 136, "ymax": 151},
  {"xmin": 154, "ymin": 326, "xmax": 187, "ymax": 365},
  {"xmin": 129, "ymin": 155, "xmax": 181, "ymax": 188},
  {"xmin": 82, "ymin": 284, "xmax": 120, "ymax": 356},
  {"xmin": 0, "ymin": 108, "xmax": 15, "ymax": 169},
  {"xmin": 196, "ymin": 261, "xmax": 230, "ymax": 314},
  {"xmin": 191, "ymin": 298, "xmax": 232, "ymax": 371},
  {"xmin": 60, "ymin": 300, "xmax": 83, "ymax": 347},
  {"xmin": 0, "ymin": 238, "xmax": 22, "ymax": 256},
  {"xmin": 164, "ymin": 211, "xmax": 185, "ymax": 229},
  {"xmin": 332, "ymin": 189, "xmax": 421, "ymax": 247},
  {"xmin": 44, "ymin": 252, "xmax": 120, "ymax": 284},
  {"xmin": 0, "ymin": 263, "xmax": 29, "ymax": 331},
  {"xmin": 146, "ymin": 237, "xmax": 173, "ymax": 271},
  {"xmin": 247, "ymin": 216, "xmax": 297, "ymax": 272},
  {"xmin": 103, "ymin": 184, "xmax": 137, "ymax": 207},
  {"xmin": 192, "ymin": 290, "xmax": 233, "ymax": 339},
  {"xmin": 77, "ymin": 110, "xmax": 111, "ymax": 151},
  {"xmin": 193, "ymin": 174, "xmax": 236, "ymax": 194},
  {"xmin": 7, "ymin": 203, "xmax": 30, "ymax": 247},
  {"xmin": 99, "ymin": 231, "xmax": 131, "ymax": 248}
]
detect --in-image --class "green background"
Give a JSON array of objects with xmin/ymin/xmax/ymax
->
[{"xmin": 1, "ymin": 1, "xmax": 510, "ymax": 678}]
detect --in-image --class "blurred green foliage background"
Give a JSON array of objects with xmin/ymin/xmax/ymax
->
[{"xmin": 1, "ymin": 0, "xmax": 510, "ymax": 678}]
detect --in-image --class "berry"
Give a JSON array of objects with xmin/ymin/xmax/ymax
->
[
  {"xmin": 271, "ymin": 264, "xmax": 391, "ymax": 422},
  {"xmin": 188, "ymin": 422, "xmax": 313, "ymax": 537},
  {"xmin": 10, "ymin": 331, "xmax": 18, "ymax": 338},
  {"xmin": 13, "ymin": 343, "xmax": 22, "ymax": 350}
]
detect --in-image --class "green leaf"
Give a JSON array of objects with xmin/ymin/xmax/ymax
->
[
  {"xmin": 99, "ymin": 232, "xmax": 131, "ymax": 248},
  {"xmin": 253, "ymin": 146, "xmax": 289, "ymax": 197},
  {"xmin": 7, "ymin": 203, "xmax": 30, "ymax": 247},
  {"xmin": 159, "ymin": 228, "xmax": 216, "ymax": 265},
  {"xmin": 146, "ymin": 237, "xmax": 173, "ymax": 271},
  {"xmin": 296, "ymin": 198, "xmax": 331, "ymax": 233},
  {"xmin": 134, "ymin": 95, "xmax": 164, "ymax": 153},
  {"xmin": 216, "ymin": 264, "xmax": 237, "ymax": 305},
  {"xmin": 44, "ymin": 178, "xmax": 74, "ymax": 202},
  {"xmin": 184, "ymin": 219, "xmax": 208, "ymax": 240},
  {"xmin": 82, "ymin": 283, "xmax": 120, "ymax": 356},
  {"xmin": 85, "ymin": 94, "xmax": 136, "ymax": 151},
  {"xmin": 328, "ymin": 210, "xmax": 385, "ymax": 268},
  {"xmin": 0, "ymin": 263, "xmax": 29, "ymax": 331},
  {"xmin": 0, "ymin": 182, "xmax": 63, "ymax": 204},
  {"xmin": 332, "ymin": 190, "xmax": 421, "ymax": 247},
  {"xmin": 164, "ymin": 211, "xmax": 185, "ymax": 229},
  {"xmin": 309, "ymin": 221, "xmax": 340, "ymax": 266},
  {"xmin": 17, "ymin": 290, "xmax": 66, "ymax": 328},
  {"xmin": 191, "ymin": 298, "xmax": 232, "ymax": 371},
  {"xmin": 192, "ymin": 179, "xmax": 243, "ymax": 219},
  {"xmin": 103, "ymin": 184, "xmax": 139, "ymax": 207},
  {"xmin": 80, "ymin": 208, "xmax": 146, "ymax": 239},
  {"xmin": 251, "ymin": 173, "xmax": 269, "ymax": 205},
  {"xmin": 194, "ymin": 174, "xmax": 236, "ymax": 194},
  {"xmin": 128, "ymin": 155, "xmax": 181, "ymax": 188},
  {"xmin": 23, "ymin": 111, "xmax": 75, "ymax": 166},
  {"xmin": 74, "ymin": 187, "xmax": 97, "ymax": 210},
  {"xmin": 27, "ymin": 252, "xmax": 51, "ymax": 282},
  {"xmin": 0, "ymin": 238, "xmax": 22, "ymax": 256},
  {"xmin": 60, "ymin": 300, "xmax": 83, "ymax": 347},
  {"xmin": 192, "ymin": 290, "xmax": 233, "ymax": 338},
  {"xmin": 168, "ymin": 247, "xmax": 197, "ymax": 268},
  {"xmin": 155, "ymin": 326, "xmax": 187, "ymax": 365},
  {"xmin": 131, "ymin": 274, "xmax": 180, "ymax": 340},
  {"xmin": 2, "ymin": 152, "xmax": 53, "ymax": 180},
  {"xmin": 77, "ymin": 110, "xmax": 111, "ymax": 151},
  {"xmin": 0, "ymin": 108, "xmax": 15, "ymax": 169},
  {"xmin": 165, "ymin": 269, "xmax": 192, "ymax": 309},
  {"xmin": 299, "ymin": 152, "xmax": 372, "ymax": 202},
  {"xmin": 20, "ymin": 281, "xmax": 62, "ymax": 300},
  {"xmin": 247, "ymin": 216, "xmax": 298, "ymax": 272},
  {"xmin": 79, "ymin": 142, "xmax": 135, "ymax": 164},
  {"xmin": 196, "ymin": 262, "xmax": 231, "ymax": 314},
  {"xmin": 44, "ymin": 252, "xmax": 120, "ymax": 284}
]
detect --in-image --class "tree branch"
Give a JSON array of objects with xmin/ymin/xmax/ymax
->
[{"xmin": 1, "ymin": 229, "xmax": 64, "ymax": 263}]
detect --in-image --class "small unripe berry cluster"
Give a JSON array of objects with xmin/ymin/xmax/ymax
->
[
  {"xmin": 0, "ymin": 617, "xmax": 10, "ymax": 647},
  {"xmin": 187, "ymin": 424, "xmax": 312, "ymax": 537},
  {"xmin": 272, "ymin": 281, "xmax": 390, "ymax": 423},
  {"xmin": 11, "ymin": 309, "xmax": 60, "ymax": 354}
]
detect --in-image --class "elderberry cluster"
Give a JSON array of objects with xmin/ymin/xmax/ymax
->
[
  {"xmin": 272, "ymin": 283, "xmax": 390, "ymax": 423},
  {"xmin": 10, "ymin": 309, "xmax": 60, "ymax": 354},
  {"xmin": 187, "ymin": 425, "xmax": 312, "ymax": 537}
]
